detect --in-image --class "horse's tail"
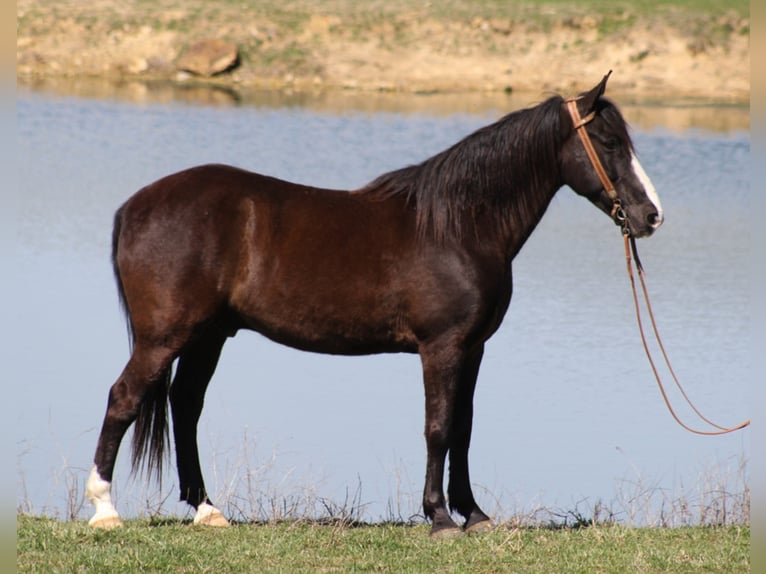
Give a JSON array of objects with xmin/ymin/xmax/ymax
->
[
  {"xmin": 111, "ymin": 205, "xmax": 134, "ymax": 348},
  {"xmin": 130, "ymin": 369, "xmax": 171, "ymax": 483},
  {"xmin": 112, "ymin": 204, "xmax": 170, "ymax": 482}
]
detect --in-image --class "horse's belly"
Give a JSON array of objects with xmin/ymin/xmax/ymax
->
[{"xmin": 231, "ymin": 288, "xmax": 417, "ymax": 356}]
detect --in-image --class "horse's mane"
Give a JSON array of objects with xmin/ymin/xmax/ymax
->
[
  {"xmin": 355, "ymin": 95, "xmax": 567, "ymax": 242},
  {"xmin": 354, "ymin": 95, "xmax": 633, "ymax": 243}
]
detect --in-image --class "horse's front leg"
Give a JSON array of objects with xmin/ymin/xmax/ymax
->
[
  {"xmin": 447, "ymin": 344, "xmax": 494, "ymax": 533},
  {"xmin": 420, "ymin": 342, "xmax": 465, "ymax": 538}
]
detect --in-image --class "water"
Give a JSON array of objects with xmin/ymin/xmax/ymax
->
[{"xmin": 11, "ymin": 86, "xmax": 750, "ymax": 525}]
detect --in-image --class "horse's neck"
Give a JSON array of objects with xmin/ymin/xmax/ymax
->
[
  {"xmin": 510, "ymin": 184, "xmax": 561, "ymax": 260},
  {"xmin": 473, "ymin": 175, "xmax": 561, "ymax": 262}
]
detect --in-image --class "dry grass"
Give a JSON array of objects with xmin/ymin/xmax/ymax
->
[
  {"xmin": 17, "ymin": 426, "xmax": 749, "ymax": 530},
  {"xmin": 17, "ymin": 0, "xmax": 750, "ymax": 99}
]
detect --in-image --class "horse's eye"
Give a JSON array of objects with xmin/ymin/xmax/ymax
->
[{"xmin": 604, "ymin": 137, "xmax": 621, "ymax": 151}]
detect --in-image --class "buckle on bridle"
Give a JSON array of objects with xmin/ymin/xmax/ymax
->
[{"xmin": 611, "ymin": 200, "xmax": 629, "ymax": 234}]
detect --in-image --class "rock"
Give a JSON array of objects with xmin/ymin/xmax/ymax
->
[
  {"xmin": 176, "ymin": 38, "xmax": 239, "ymax": 77},
  {"xmin": 126, "ymin": 57, "xmax": 149, "ymax": 74}
]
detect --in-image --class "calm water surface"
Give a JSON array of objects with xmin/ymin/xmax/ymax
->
[{"xmin": 11, "ymin": 87, "xmax": 750, "ymax": 524}]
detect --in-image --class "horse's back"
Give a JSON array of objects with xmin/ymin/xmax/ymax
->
[
  {"xmin": 115, "ymin": 163, "xmax": 338, "ymax": 256},
  {"xmin": 111, "ymin": 165, "xmax": 271, "ymax": 339},
  {"xmin": 114, "ymin": 164, "xmax": 276, "ymax": 276},
  {"xmin": 112, "ymin": 164, "xmax": 424, "ymax": 352},
  {"xmin": 120, "ymin": 163, "xmax": 313, "ymax": 214}
]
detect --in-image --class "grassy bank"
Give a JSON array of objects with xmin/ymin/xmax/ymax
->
[
  {"xmin": 17, "ymin": 0, "xmax": 749, "ymax": 100},
  {"xmin": 17, "ymin": 514, "xmax": 749, "ymax": 574}
]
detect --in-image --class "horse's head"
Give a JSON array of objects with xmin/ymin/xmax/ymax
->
[{"xmin": 559, "ymin": 73, "xmax": 663, "ymax": 238}]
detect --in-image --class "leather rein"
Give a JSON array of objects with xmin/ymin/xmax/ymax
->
[{"xmin": 565, "ymin": 98, "xmax": 749, "ymax": 436}]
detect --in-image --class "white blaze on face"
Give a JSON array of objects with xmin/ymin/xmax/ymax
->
[{"xmin": 631, "ymin": 152, "xmax": 663, "ymax": 228}]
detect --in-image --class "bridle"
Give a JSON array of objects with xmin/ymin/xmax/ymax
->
[
  {"xmin": 565, "ymin": 98, "xmax": 627, "ymax": 231},
  {"xmin": 565, "ymin": 96, "xmax": 750, "ymax": 436}
]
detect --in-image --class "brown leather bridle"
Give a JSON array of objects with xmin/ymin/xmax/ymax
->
[
  {"xmin": 565, "ymin": 98, "xmax": 627, "ymax": 231},
  {"xmin": 565, "ymin": 95, "xmax": 749, "ymax": 435}
]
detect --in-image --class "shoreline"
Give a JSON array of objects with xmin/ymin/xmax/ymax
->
[
  {"xmin": 17, "ymin": 1, "xmax": 750, "ymax": 104},
  {"xmin": 17, "ymin": 74, "xmax": 751, "ymax": 134}
]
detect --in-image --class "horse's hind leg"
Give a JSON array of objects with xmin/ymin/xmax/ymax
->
[
  {"xmin": 446, "ymin": 344, "xmax": 493, "ymax": 533},
  {"xmin": 86, "ymin": 342, "xmax": 176, "ymax": 528},
  {"xmin": 170, "ymin": 330, "xmax": 229, "ymax": 526}
]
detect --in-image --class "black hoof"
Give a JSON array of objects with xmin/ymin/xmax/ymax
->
[{"xmin": 464, "ymin": 519, "xmax": 495, "ymax": 534}]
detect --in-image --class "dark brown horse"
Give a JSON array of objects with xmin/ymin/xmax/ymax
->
[{"xmin": 86, "ymin": 74, "xmax": 663, "ymax": 537}]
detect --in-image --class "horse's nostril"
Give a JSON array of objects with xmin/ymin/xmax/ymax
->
[{"xmin": 647, "ymin": 212, "xmax": 663, "ymax": 228}]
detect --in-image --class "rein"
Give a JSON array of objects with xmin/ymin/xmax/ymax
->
[{"xmin": 566, "ymin": 98, "xmax": 750, "ymax": 436}]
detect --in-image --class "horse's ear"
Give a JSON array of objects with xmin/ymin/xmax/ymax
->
[
  {"xmin": 577, "ymin": 71, "xmax": 612, "ymax": 114},
  {"xmin": 561, "ymin": 71, "xmax": 612, "ymax": 136}
]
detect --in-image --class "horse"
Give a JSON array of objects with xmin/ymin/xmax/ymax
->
[{"xmin": 85, "ymin": 73, "xmax": 663, "ymax": 537}]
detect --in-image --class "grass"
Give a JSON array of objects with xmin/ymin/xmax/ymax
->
[
  {"xmin": 19, "ymin": 0, "xmax": 750, "ymax": 50},
  {"xmin": 17, "ymin": 448, "xmax": 751, "ymax": 572},
  {"xmin": 16, "ymin": 514, "xmax": 750, "ymax": 574},
  {"xmin": 19, "ymin": 427, "xmax": 747, "ymax": 529},
  {"xmin": 138, "ymin": 0, "xmax": 748, "ymax": 18}
]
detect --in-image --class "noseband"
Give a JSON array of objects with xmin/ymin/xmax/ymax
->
[{"xmin": 565, "ymin": 98, "xmax": 627, "ymax": 232}]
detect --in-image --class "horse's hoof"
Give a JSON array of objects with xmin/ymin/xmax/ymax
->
[
  {"xmin": 193, "ymin": 503, "xmax": 230, "ymax": 527},
  {"xmin": 89, "ymin": 515, "xmax": 123, "ymax": 529},
  {"xmin": 430, "ymin": 525, "xmax": 463, "ymax": 539},
  {"xmin": 465, "ymin": 519, "xmax": 495, "ymax": 535},
  {"xmin": 196, "ymin": 512, "xmax": 230, "ymax": 527}
]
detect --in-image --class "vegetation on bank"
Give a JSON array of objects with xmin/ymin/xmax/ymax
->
[
  {"xmin": 17, "ymin": 514, "xmax": 750, "ymax": 574},
  {"xmin": 17, "ymin": 0, "xmax": 749, "ymax": 99}
]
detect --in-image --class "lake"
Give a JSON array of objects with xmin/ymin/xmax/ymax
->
[{"xmin": 11, "ymin": 82, "xmax": 750, "ymax": 526}]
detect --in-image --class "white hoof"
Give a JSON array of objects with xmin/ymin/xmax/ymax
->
[
  {"xmin": 193, "ymin": 503, "xmax": 230, "ymax": 527},
  {"xmin": 85, "ymin": 466, "xmax": 123, "ymax": 528},
  {"xmin": 88, "ymin": 512, "xmax": 123, "ymax": 529}
]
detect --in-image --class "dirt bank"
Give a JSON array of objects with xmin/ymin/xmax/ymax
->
[{"xmin": 17, "ymin": 0, "xmax": 750, "ymax": 102}]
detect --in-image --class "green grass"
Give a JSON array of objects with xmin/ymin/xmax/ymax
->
[
  {"xmin": 221, "ymin": 0, "xmax": 750, "ymax": 22},
  {"xmin": 19, "ymin": 0, "xmax": 750, "ymax": 36},
  {"xmin": 18, "ymin": 0, "xmax": 749, "ymax": 83},
  {"xmin": 17, "ymin": 514, "xmax": 749, "ymax": 574}
]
